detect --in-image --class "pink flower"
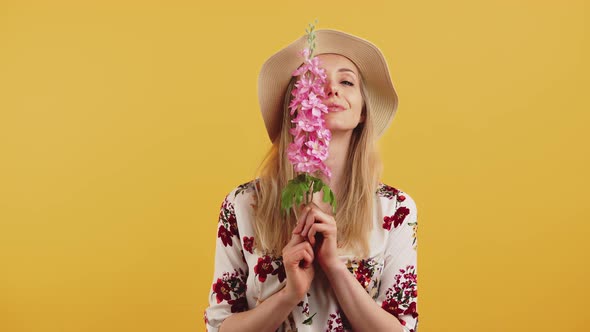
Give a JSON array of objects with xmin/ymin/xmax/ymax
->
[
  {"xmin": 309, "ymin": 57, "xmax": 328, "ymax": 80},
  {"xmin": 301, "ymin": 92, "xmax": 328, "ymax": 117},
  {"xmin": 319, "ymin": 127, "xmax": 331, "ymax": 141},
  {"xmin": 293, "ymin": 76, "xmax": 314, "ymax": 97},
  {"xmin": 305, "ymin": 139, "xmax": 328, "ymax": 160},
  {"xmin": 287, "ymin": 47, "xmax": 332, "ymax": 179},
  {"xmin": 302, "ymin": 47, "xmax": 310, "ymax": 60},
  {"xmin": 294, "ymin": 156, "xmax": 323, "ymax": 173},
  {"xmin": 280, "ymin": 22, "xmax": 338, "ymax": 216},
  {"xmin": 287, "ymin": 133, "xmax": 306, "ymax": 161},
  {"xmin": 292, "ymin": 107, "xmax": 324, "ymax": 132}
]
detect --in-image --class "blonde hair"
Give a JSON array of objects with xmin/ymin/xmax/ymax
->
[{"xmin": 252, "ymin": 69, "xmax": 383, "ymax": 258}]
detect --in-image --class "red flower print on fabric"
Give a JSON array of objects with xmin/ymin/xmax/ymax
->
[
  {"xmin": 297, "ymin": 299, "xmax": 310, "ymax": 316},
  {"xmin": 326, "ymin": 309, "xmax": 351, "ymax": 331},
  {"xmin": 217, "ymin": 196, "xmax": 239, "ymax": 247},
  {"xmin": 212, "ymin": 278, "xmax": 232, "ymax": 303},
  {"xmin": 211, "ymin": 268, "xmax": 248, "ymax": 313},
  {"xmin": 378, "ymin": 183, "xmax": 414, "ymax": 231},
  {"xmin": 383, "ymin": 206, "xmax": 410, "ymax": 231},
  {"xmin": 272, "ymin": 257, "xmax": 286, "ymax": 283},
  {"xmin": 243, "ymin": 236, "xmax": 254, "ymax": 254},
  {"xmin": 217, "ymin": 226, "xmax": 233, "ymax": 247},
  {"xmin": 227, "ymin": 297, "xmax": 248, "ymax": 313},
  {"xmin": 254, "ymin": 256, "xmax": 274, "ymax": 282},
  {"xmin": 346, "ymin": 257, "xmax": 384, "ymax": 298},
  {"xmin": 377, "ymin": 183, "xmax": 400, "ymax": 199},
  {"xmin": 381, "ymin": 265, "xmax": 418, "ymax": 327},
  {"xmin": 356, "ymin": 260, "xmax": 373, "ymax": 287},
  {"xmin": 254, "ymin": 255, "xmax": 286, "ymax": 283},
  {"xmin": 297, "ymin": 294, "xmax": 318, "ymax": 325}
]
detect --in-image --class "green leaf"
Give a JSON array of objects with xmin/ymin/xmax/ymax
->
[
  {"xmin": 302, "ymin": 312, "xmax": 317, "ymax": 325},
  {"xmin": 280, "ymin": 188, "xmax": 289, "ymax": 203},
  {"xmin": 281, "ymin": 189, "xmax": 293, "ymax": 212},
  {"xmin": 295, "ymin": 194, "xmax": 303, "ymax": 206},
  {"xmin": 281, "ymin": 183, "xmax": 300, "ymax": 211},
  {"xmin": 298, "ymin": 181, "xmax": 309, "ymax": 194},
  {"xmin": 322, "ymin": 185, "xmax": 331, "ymax": 203},
  {"xmin": 312, "ymin": 179, "xmax": 323, "ymax": 193},
  {"xmin": 329, "ymin": 189, "xmax": 335, "ymax": 203}
]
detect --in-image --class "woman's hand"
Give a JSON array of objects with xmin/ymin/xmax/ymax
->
[
  {"xmin": 292, "ymin": 203, "xmax": 340, "ymax": 273},
  {"xmin": 281, "ymin": 231, "xmax": 315, "ymax": 304}
]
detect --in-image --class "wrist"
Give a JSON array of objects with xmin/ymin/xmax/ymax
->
[
  {"xmin": 278, "ymin": 287, "xmax": 303, "ymax": 308},
  {"xmin": 320, "ymin": 259, "xmax": 347, "ymax": 277}
]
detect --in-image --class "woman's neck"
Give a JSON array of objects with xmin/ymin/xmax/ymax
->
[{"xmin": 314, "ymin": 130, "xmax": 353, "ymax": 208}]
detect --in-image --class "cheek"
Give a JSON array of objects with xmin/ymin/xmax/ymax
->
[{"xmin": 352, "ymin": 93, "xmax": 364, "ymax": 112}]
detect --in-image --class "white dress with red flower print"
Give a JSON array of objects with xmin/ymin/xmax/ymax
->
[{"xmin": 204, "ymin": 179, "xmax": 419, "ymax": 332}]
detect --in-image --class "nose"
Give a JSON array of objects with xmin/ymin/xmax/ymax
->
[{"xmin": 324, "ymin": 80, "xmax": 339, "ymax": 97}]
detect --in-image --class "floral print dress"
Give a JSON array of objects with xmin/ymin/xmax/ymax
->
[{"xmin": 204, "ymin": 179, "xmax": 419, "ymax": 332}]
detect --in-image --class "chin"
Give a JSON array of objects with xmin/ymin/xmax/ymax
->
[{"xmin": 325, "ymin": 125, "xmax": 356, "ymax": 134}]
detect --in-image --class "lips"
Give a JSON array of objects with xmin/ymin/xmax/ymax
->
[{"xmin": 326, "ymin": 103, "xmax": 345, "ymax": 112}]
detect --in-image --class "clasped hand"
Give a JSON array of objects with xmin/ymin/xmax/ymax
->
[
  {"xmin": 281, "ymin": 203, "xmax": 340, "ymax": 303},
  {"xmin": 292, "ymin": 203, "xmax": 339, "ymax": 270}
]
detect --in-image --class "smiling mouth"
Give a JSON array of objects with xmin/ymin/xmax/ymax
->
[{"xmin": 328, "ymin": 105, "xmax": 345, "ymax": 112}]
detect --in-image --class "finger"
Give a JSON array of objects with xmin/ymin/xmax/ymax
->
[
  {"xmin": 305, "ymin": 208, "xmax": 338, "ymax": 237},
  {"xmin": 309, "ymin": 201, "xmax": 336, "ymax": 218},
  {"xmin": 300, "ymin": 241, "xmax": 315, "ymax": 261},
  {"xmin": 284, "ymin": 232, "xmax": 305, "ymax": 252},
  {"xmin": 296, "ymin": 250, "xmax": 313, "ymax": 268},
  {"xmin": 293, "ymin": 206, "xmax": 311, "ymax": 234},
  {"xmin": 298, "ymin": 206, "xmax": 312, "ymax": 233},
  {"xmin": 285, "ymin": 250, "xmax": 313, "ymax": 266},
  {"xmin": 308, "ymin": 223, "xmax": 335, "ymax": 245},
  {"xmin": 301, "ymin": 208, "xmax": 317, "ymax": 237},
  {"xmin": 302, "ymin": 250, "xmax": 313, "ymax": 268},
  {"xmin": 288, "ymin": 241, "xmax": 315, "ymax": 261},
  {"xmin": 284, "ymin": 236, "xmax": 313, "ymax": 260},
  {"xmin": 307, "ymin": 206, "xmax": 336, "ymax": 225}
]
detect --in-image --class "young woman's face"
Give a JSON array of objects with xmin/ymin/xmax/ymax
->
[{"xmin": 317, "ymin": 53, "xmax": 365, "ymax": 133}]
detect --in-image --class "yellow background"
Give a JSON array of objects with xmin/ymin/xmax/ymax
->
[{"xmin": 1, "ymin": 1, "xmax": 588, "ymax": 331}]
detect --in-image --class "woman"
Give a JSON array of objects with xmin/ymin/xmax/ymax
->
[{"xmin": 205, "ymin": 29, "xmax": 419, "ymax": 332}]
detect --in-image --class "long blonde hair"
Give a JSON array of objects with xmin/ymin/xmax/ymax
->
[{"xmin": 252, "ymin": 70, "xmax": 383, "ymax": 258}]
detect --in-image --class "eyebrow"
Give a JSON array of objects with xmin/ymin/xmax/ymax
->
[{"xmin": 338, "ymin": 68, "xmax": 358, "ymax": 78}]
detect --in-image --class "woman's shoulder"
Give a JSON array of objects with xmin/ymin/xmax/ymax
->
[
  {"xmin": 376, "ymin": 181, "xmax": 418, "ymax": 224},
  {"xmin": 222, "ymin": 178, "xmax": 260, "ymax": 207},
  {"xmin": 376, "ymin": 182, "xmax": 415, "ymax": 201}
]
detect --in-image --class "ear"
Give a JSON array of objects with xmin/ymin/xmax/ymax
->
[{"xmin": 359, "ymin": 107, "xmax": 366, "ymax": 123}]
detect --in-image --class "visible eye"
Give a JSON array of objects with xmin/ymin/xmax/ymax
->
[{"xmin": 341, "ymin": 80, "xmax": 354, "ymax": 86}]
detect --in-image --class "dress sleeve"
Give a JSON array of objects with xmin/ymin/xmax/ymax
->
[
  {"xmin": 204, "ymin": 191, "xmax": 249, "ymax": 332},
  {"xmin": 376, "ymin": 193, "xmax": 419, "ymax": 332}
]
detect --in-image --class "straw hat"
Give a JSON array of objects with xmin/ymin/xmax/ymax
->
[{"xmin": 257, "ymin": 29, "xmax": 399, "ymax": 143}]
